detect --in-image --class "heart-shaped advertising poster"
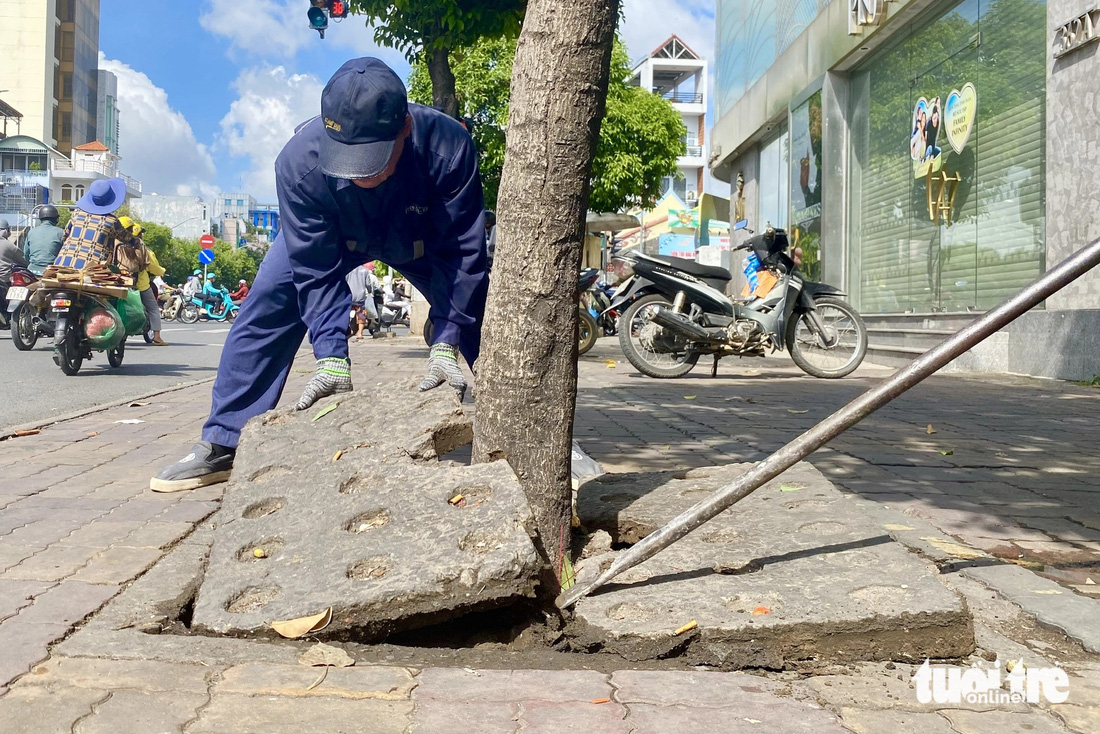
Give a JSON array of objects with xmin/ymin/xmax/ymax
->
[{"xmin": 944, "ymin": 83, "xmax": 977, "ymax": 154}]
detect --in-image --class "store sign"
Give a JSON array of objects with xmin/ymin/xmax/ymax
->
[
  {"xmin": 667, "ymin": 208, "xmax": 700, "ymax": 229},
  {"xmin": 849, "ymin": 0, "xmax": 892, "ymax": 35},
  {"xmin": 1053, "ymin": 7, "xmax": 1099, "ymax": 58},
  {"xmin": 911, "ymin": 83, "xmax": 977, "ymax": 179}
]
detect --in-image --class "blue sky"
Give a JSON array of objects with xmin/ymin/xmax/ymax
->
[{"xmin": 98, "ymin": 0, "xmax": 718, "ymax": 202}]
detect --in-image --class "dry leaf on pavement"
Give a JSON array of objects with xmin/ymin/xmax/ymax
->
[
  {"xmin": 271, "ymin": 608, "xmax": 332, "ymax": 639},
  {"xmin": 591, "ymin": 698, "xmax": 611, "ymax": 705},
  {"xmin": 926, "ymin": 424, "xmax": 936, "ymax": 434},
  {"xmin": 127, "ymin": 401, "xmax": 150, "ymax": 407},
  {"xmin": 787, "ymin": 409, "xmax": 808, "ymax": 414},
  {"xmin": 299, "ymin": 642, "xmax": 355, "ymax": 668},
  {"xmin": 684, "ymin": 395, "xmax": 697, "ymax": 400},
  {"xmin": 673, "ymin": 620, "xmax": 698, "ymax": 635},
  {"xmin": 605, "ymin": 360, "xmax": 617, "ymax": 368},
  {"xmin": 312, "ymin": 403, "xmax": 339, "ymax": 421},
  {"xmin": 752, "ymin": 606, "xmax": 771, "ymax": 615}
]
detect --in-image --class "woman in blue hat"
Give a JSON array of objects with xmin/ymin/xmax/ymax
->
[{"xmin": 53, "ymin": 178, "xmax": 129, "ymax": 273}]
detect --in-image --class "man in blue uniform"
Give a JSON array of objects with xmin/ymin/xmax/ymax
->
[{"xmin": 151, "ymin": 57, "xmax": 487, "ymax": 492}]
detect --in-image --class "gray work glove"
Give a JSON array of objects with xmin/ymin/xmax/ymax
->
[
  {"xmin": 296, "ymin": 357, "xmax": 353, "ymax": 410},
  {"xmin": 418, "ymin": 343, "xmax": 467, "ymax": 401}
]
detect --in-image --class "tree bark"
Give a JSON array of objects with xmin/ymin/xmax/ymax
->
[
  {"xmin": 426, "ymin": 46, "xmax": 460, "ymax": 119},
  {"xmin": 472, "ymin": 0, "xmax": 621, "ymax": 585}
]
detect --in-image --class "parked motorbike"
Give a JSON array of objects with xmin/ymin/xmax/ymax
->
[
  {"xmin": 577, "ymin": 269, "xmax": 601, "ymax": 356},
  {"xmin": 178, "ymin": 289, "xmax": 239, "ymax": 324},
  {"xmin": 43, "ymin": 286, "xmax": 147, "ymax": 375},
  {"xmin": 377, "ymin": 287, "xmax": 411, "ymax": 330},
  {"xmin": 4, "ymin": 266, "xmax": 55, "ymax": 350},
  {"xmin": 607, "ymin": 224, "xmax": 867, "ymax": 379},
  {"xmin": 160, "ymin": 287, "xmax": 185, "ymax": 322}
]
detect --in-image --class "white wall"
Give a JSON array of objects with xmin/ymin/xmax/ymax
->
[{"xmin": 0, "ymin": 0, "xmax": 56, "ymax": 146}]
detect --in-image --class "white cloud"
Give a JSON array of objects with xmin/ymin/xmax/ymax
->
[
  {"xmin": 98, "ymin": 55, "xmax": 218, "ymax": 198},
  {"xmin": 620, "ymin": 0, "xmax": 715, "ymax": 63},
  {"xmin": 217, "ymin": 66, "xmax": 325, "ymax": 201},
  {"xmin": 200, "ymin": 0, "xmax": 409, "ymax": 69},
  {"xmin": 200, "ymin": 0, "xmax": 310, "ymax": 59}
]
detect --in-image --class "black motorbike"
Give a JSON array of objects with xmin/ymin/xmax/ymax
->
[
  {"xmin": 606, "ymin": 225, "xmax": 867, "ymax": 379},
  {"xmin": 577, "ymin": 268, "xmax": 601, "ymax": 356},
  {"xmin": 4, "ymin": 266, "xmax": 54, "ymax": 350}
]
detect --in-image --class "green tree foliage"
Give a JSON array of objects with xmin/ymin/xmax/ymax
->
[
  {"xmin": 343, "ymin": 0, "xmax": 524, "ymax": 117},
  {"xmin": 137, "ymin": 220, "xmax": 259, "ymax": 287},
  {"xmin": 408, "ymin": 36, "xmax": 685, "ymax": 211}
]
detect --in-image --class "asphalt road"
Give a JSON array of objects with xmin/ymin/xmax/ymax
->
[{"xmin": 0, "ymin": 321, "xmax": 231, "ymax": 433}]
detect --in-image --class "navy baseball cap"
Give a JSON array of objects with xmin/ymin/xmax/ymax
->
[{"xmin": 319, "ymin": 58, "xmax": 409, "ymax": 179}]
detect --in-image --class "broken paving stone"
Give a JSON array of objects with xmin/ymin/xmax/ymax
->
[
  {"xmin": 191, "ymin": 381, "xmax": 541, "ymax": 640},
  {"xmin": 570, "ymin": 462, "xmax": 974, "ymax": 668}
]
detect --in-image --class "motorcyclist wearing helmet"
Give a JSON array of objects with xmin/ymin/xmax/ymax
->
[
  {"xmin": 201, "ymin": 272, "xmax": 227, "ymax": 315},
  {"xmin": 0, "ymin": 218, "xmax": 30, "ymax": 329},
  {"xmin": 23, "ymin": 205, "xmax": 65, "ymax": 276}
]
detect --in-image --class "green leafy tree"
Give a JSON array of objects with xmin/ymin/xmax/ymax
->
[
  {"xmin": 409, "ymin": 36, "xmax": 684, "ymax": 211},
  {"xmin": 136, "ymin": 219, "xmax": 259, "ymax": 287},
  {"xmin": 344, "ymin": 0, "xmax": 524, "ymax": 118}
]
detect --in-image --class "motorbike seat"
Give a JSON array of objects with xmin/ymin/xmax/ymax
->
[{"xmin": 650, "ymin": 255, "xmax": 732, "ymax": 282}]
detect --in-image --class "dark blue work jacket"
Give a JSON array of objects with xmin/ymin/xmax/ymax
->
[{"xmin": 275, "ymin": 103, "xmax": 486, "ymax": 358}]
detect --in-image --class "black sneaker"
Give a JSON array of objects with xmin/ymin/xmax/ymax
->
[{"xmin": 150, "ymin": 441, "xmax": 234, "ymax": 493}]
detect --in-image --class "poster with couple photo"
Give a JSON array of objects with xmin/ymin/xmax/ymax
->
[{"xmin": 910, "ymin": 96, "xmax": 944, "ymax": 178}]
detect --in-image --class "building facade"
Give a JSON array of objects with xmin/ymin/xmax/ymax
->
[
  {"xmin": 710, "ymin": 0, "xmax": 1100, "ymax": 380},
  {"xmin": 0, "ymin": 134, "xmax": 141, "ymax": 229},
  {"xmin": 215, "ymin": 192, "xmax": 257, "ymax": 223},
  {"xmin": 130, "ymin": 194, "xmax": 210, "ymax": 241},
  {"xmin": 0, "ymin": 0, "xmax": 102, "ymax": 155},
  {"xmin": 96, "ymin": 69, "xmax": 119, "ymax": 155},
  {"xmin": 629, "ymin": 35, "xmax": 708, "ymax": 207}
]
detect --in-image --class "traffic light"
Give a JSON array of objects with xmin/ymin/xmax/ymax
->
[
  {"xmin": 307, "ymin": 5, "xmax": 327, "ymax": 38},
  {"xmin": 329, "ymin": 1, "xmax": 348, "ymax": 19}
]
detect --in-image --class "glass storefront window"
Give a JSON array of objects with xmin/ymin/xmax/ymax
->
[
  {"xmin": 758, "ymin": 129, "xmax": 789, "ymax": 230},
  {"xmin": 790, "ymin": 90, "xmax": 823, "ymax": 281},
  {"xmin": 848, "ymin": 0, "xmax": 1046, "ymax": 314}
]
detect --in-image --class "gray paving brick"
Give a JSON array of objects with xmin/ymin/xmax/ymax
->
[
  {"xmin": 0, "ymin": 682, "xmax": 107, "ymax": 734},
  {"xmin": 1, "ymin": 544, "xmax": 99, "ymax": 582},
  {"xmin": 0, "ymin": 579, "xmax": 53, "ymax": 621},
  {"xmin": 188, "ymin": 694, "xmax": 412, "ymax": 734},
  {"xmin": 69, "ymin": 546, "xmax": 163, "ymax": 585},
  {"xmin": 23, "ymin": 657, "xmax": 211, "ymax": 694},
  {"xmin": 0, "ymin": 619, "xmax": 69, "ymax": 687},
  {"xmin": 415, "ymin": 668, "xmax": 611, "ymax": 703},
  {"xmin": 13, "ymin": 580, "xmax": 118, "ymax": 627},
  {"xmin": 120, "ymin": 521, "xmax": 194, "ymax": 550},
  {"xmin": 74, "ymin": 690, "xmax": 208, "ymax": 734},
  {"xmin": 411, "ymin": 700, "xmax": 519, "ymax": 734}
]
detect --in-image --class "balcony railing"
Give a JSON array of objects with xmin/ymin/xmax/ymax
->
[
  {"xmin": 51, "ymin": 159, "xmax": 142, "ymax": 193},
  {"xmin": 683, "ymin": 145, "xmax": 704, "ymax": 158},
  {"xmin": 658, "ymin": 90, "xmax": 703, "ymax": 104}
]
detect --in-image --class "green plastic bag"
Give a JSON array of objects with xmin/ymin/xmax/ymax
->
[
  {"xmin": 113, "ymin": 289, "xmax": 147, "ymax": 337},
  {"xmin": 83, "ymin": 300, "xmax": 124, "ymax": 350}
]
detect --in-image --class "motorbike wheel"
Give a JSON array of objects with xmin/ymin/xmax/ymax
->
[
  {"xmin": 55, "ymin": 319, "xmax": 83, "ymax": 376},
  {"xmin": 107, "ymin": 341, "xmax": 125, "ymax": 368},
  {"xmin": 227, "ymin": 308, "xmax": 238, "ymax": 323},
  {"xmin": 11, "ymin": 304, "xmax": 38, "ymax": 351},
  {"xmin": 617, "ymin": 293, "xmax": 699, "ymax": 378},
  {"xmin": 785, "ymin": 296, "xmax": 868, "ymax": 379},
  {"xmin": 577, "ymin": 308, "xmax": 599, "ymax": 356},
  {"xmin": 143, "ymin": 326, "xmax": 154, "ymax": 344},
  {"xmin": 423, "ymin": 319, "xmax": 433, "ymax": 347},
  {"xmin": 179, "ymin": 304, "xmax": 200, "ymax": 324}
]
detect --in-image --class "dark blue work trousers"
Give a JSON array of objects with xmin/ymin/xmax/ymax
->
[{"xmin": 201, "ymin": 236, "xmax": 480, "ymax": 449}]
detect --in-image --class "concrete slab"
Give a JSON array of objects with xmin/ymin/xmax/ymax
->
[
  {"xmin": 571, "ymin": 463, "xmax": 974, "ymax": 668},
  {"xmin": 192, "ymin": 382, "xmax": 541, "ymax": 639}
]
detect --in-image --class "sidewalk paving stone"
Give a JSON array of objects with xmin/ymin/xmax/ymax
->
[
  {"xmin": 0, "ymin": 683, "xmax": 108, "ymax": 734},
  {"xmin": 69, "ymin": 546, "xmax": 163, "ymax": 585},
  {"xmin": 626, "ymin": 702, "xmax": 848, "ymax": 734},
  {"xmin": 411, "ymin": 700, "xmax": 520, "ymax": 734},
  {"xmin": 1, "ymin": 543, "xmax": 100, "ymax": 582},
  {"xmin": 519, "ymin": 699, "xmax": 630, "ymax": 734},
  {"xmin": 941, "ymin": 709, "xmax": 1069, "ymax": 733},
  {"xmin": 187, "ymin": 694, "xmax": 412, "ymax": 734},
  {"xmin": 73, "ymin": 690, "xmax": 209, "ymax": 734},
  {"xmin": 415, "ymin": 668, "xmax": 612, "ymax": 703},
  {"xmin": 837, "ymin": 708, "xmax": 957, "ymax": 734},
  {"xmin": 217, "ymin": 662, "xmax": 415, "ymax": 700},
  {"xmin": 11, "ymin": 580, "xmax": 117, "ymax": 626},
  {"xmin": 0, "ymin": 620, "xmax": 69, "ymax": 687},
  {"xmin": 20, "ymin": 657, "xmax": 211, "ymax": 693},
  {"xmin": 121, "ymin": 521, "xmax": 195, "ymax": 549},
  {"xmin": 0, "ymin": 579, "xmax": 52, "ymax": 621}
]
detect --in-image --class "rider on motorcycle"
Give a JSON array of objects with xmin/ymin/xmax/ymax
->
[
  {"xmin": 22, "ymin": 205, "xmax": 65, "ymax": 276},
  {"xmin": 200, "ymin": 273, "xmax": 228, "ymax": 315},
  {"xmin": 0, "ymin": 218, "xmax": 30, "ymax": 328}
]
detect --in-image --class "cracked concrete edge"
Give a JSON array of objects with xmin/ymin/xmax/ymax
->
[
  {"xmin": 846, "ymin": 493, "xmax": 1100, "ymax": 655},
  {"xmin": 0, "ymin": 376, "xmax": 217, "ymax": 439}
]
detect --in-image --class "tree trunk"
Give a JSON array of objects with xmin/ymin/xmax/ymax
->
[
  {"xmin": 426, "ymin": 46, "xmax": 460, "ymax": 119},
  {"xmin": 472, "ymin": 0, "xmax": 621, "ymax": 585}
]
